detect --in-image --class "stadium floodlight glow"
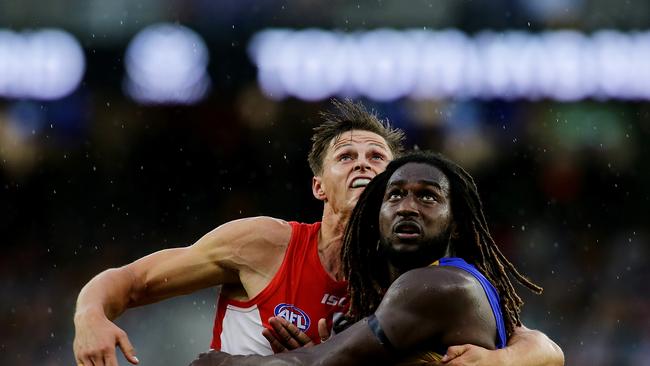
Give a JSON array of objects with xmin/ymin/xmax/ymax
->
[
  {"xmin": 124, "ymin": 23, "xmax": 211, "ymax": 105},
  {"xmin": 0, "ymin": 29, "xmax": 85, "ymax": 100},
  {"xmin": 248, "ymin": 28, "xmax": 650, "ymax": 101}
]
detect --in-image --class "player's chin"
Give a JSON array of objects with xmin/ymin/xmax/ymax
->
[
  {"xmin": 348, "ymin": 190, "xmax": 365, "ymax": 205},
  {"xmin": 384, "ymin": 246, "xmax": 433, "ymax": 270},
  {"xmin": 389, "ymin": 241, "xmax": 424, "ymax": 254}
]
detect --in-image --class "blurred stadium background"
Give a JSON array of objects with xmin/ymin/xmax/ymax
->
[{"xmin": 1, "ymin": 0, "xmax": 649, "ymax": 365}]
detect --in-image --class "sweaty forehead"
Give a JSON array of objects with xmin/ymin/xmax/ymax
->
[
  {"xmin": 388, "ymin": 162, "xmax": 450, "ymax": 191},
  {"xmin": 330, "ymin": 130, "xmax": 390, "ymax": 151}
]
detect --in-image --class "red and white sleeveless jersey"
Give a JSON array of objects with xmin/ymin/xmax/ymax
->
[{"xmin": 210, "ymin": 222, "xmax": 348, "ymax": 355}]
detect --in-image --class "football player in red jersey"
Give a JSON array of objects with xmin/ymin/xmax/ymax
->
[{"xmin": 73, "ymin": 101, "xmax": 563, "ymax": 366}]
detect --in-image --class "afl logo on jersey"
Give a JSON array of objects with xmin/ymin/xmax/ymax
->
[{"xmin": 274, "ymin": 303, "xmax": 311, "ymax": 331}]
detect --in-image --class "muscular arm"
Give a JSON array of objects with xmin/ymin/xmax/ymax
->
[
  {"xmin": 376, "ymin": 266, "xmax": 496, "ymax": 352},
  {"xmin": 192, "ymin": 319, "xmax": 389, "ymax": 366},
  {"xmin": 442, "ymin": 325, "xmax": 564, "ymax": 366},
  {"xmin": 501, "ymin": 325, "xmax": 564, "ymax": 366},
  {"xmin": 190, "ymin": 266, "xmax": 496, "ymax": 366},
  {"xmin": 73, "ymin": 216, "xmax": 291, "ymax": 366}
]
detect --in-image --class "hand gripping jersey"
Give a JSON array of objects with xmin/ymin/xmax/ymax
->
[{"xmin": 210, "ymin": 222, "xmax": 348, "ymax": 355}]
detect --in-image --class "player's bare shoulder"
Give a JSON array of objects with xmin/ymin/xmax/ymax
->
[
  {"xmin": 380, "ymin": 265, "xmax": 484, "ymax": 318},
  {"xmin": 399, "ymin": 265, "xmax": 481, "ymax": 299},
  {"xmin": 197, "ymin": 216, "xmax": 292, "ymax": 270}
]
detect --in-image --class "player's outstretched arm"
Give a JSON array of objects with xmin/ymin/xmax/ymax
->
[
  {"xmin": 74, "ymin": 216, "xmax": 291, "ymax": 366},
  {"xmin": 189, "ymin": 265, "xmax": 495, "ymax": 366},
  {"xmin": 440, "ymin": 325, "xmax": 564, "ymax": 366}
]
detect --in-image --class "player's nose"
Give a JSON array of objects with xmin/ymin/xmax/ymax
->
[
  {"xmin": 353, "ymin": 156, "xmax": 371, "ymax": 171},
  {"xmin": 396, "ymin": 195, "xmax": 419, "ymax": 216}
]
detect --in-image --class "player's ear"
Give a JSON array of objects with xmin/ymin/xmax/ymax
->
[{"xmin": 312, "ymin": 176, "xmax": 327, "ymax": 201}]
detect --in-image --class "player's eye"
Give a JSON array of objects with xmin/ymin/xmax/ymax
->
[
  {"xmin": 421, "ymin": 194, "xmax": 436, "ymax": 202},
  {"xmin": 387, "ymin": 189, "xmax": 403, "ymax": 201},
  {"xmin": 419, "ymin": 189, "xmax": 440, "ymax": 203}
]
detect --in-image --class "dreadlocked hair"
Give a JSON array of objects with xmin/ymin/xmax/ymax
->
[{"xmin": 341, "ymin": 151, "xmax": 543, "ymax": 337}]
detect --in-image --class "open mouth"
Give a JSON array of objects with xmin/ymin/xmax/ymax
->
[
  {"xmin": 350, "ymin": 178, "xmax": 371, "ymax": 188},
  {"xmin": 393, "ymin": 221, "xmax": 422, "ymax": 239}
]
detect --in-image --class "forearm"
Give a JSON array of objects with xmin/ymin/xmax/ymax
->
[
  {"xmin": 499, "ymin": 326, "xmax": 564, "ymax": 366},
  {"xmin": 191, "ymin": 320, "xmax": 387, "ymax": 366},
  {"xmin": 192, "ymin": 351, "xmax": 374, "ymax": 366},
  {"xmin": 74, "ymin": 267, "xmax": 138, "ymax": 322},
  {"xmin": 191, "ymin": 351, "xmax": 315, "ymax": 366}
]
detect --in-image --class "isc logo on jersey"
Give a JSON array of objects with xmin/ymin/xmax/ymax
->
[
  {"xmin": 321, "ymin": 293, "xmax": 346, "ymax": 307},
  {"xmin": 273, "ymin": 303, "xmax": 311, "ymax": 331}
]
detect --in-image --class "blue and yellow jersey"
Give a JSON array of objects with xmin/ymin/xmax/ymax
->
[
  {"xmin": 433, "ymin": 257, "xmax": 507, "ymax": 348},
  {"xmin": 397, "ymin": 257, "xmax": 507, "ymax": 365}
]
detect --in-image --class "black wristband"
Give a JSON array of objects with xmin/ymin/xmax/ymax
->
[{"xmin": 367, "ymin": 314, "xmax": 395, "ymax": 352}]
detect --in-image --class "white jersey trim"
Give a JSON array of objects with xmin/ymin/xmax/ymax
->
[{"xmin": 219, "ymin": 303, "xmax": 273, "ymax": 356}]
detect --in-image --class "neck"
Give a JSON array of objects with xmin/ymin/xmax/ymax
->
[
  {"xmin": 386, "ymin": 244, "xmax": 454, "ymax": 283},
  {"xmin": 387, "ymin": 263, "xmax": 403, "ymax": 284},
  {"xmin": 317, "ymin": 203, "xmax": 352, "ymax": 281}
]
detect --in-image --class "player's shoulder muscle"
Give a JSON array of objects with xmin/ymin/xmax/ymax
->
[
  {"xmin": 376, "ymin": 265, "xmax": 492, "ymax": 350},
  {"xmin": 196, "ymin": 216, "xmax": 292, "ymax": 268},
  {"xmin": 385, "ymin": 266, "xmax": 480, "ymax": 312}
]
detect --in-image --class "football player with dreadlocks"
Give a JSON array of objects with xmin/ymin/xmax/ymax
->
[{"xmin": 190, "ymin": 151, "xmax": 560, "ymax": 366}]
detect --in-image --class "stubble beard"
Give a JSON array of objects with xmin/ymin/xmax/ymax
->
[{"xmin": 379, "ymin": 225, "xmax": 453, "ymax": 273}]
